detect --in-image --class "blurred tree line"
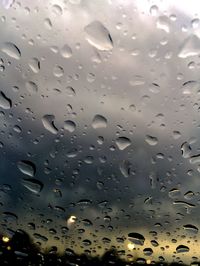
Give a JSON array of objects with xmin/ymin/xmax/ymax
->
[{"xmin": 0, "ymin": 230, "xmax": 193, "ymax": 266}]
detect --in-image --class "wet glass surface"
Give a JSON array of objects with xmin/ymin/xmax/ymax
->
[{"xmin": 0, "ymin": 0, "xmax": 200, "ymax": 264}]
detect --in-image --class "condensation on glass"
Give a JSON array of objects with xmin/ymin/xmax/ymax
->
[{"xmin": 0, "ymin": 0, "xmax": 200, "ymax": 264}]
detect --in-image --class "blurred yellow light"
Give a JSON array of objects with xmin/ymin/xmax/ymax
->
[
  {"xmin": 68, "ymin": 215, "xmax": 76, "ymax": 224},
  {"xmin": 147, "ymin": 259, "xmax": 151, "ymax": 264},
  {"xmin": 127, "ymin": 243, "xmax": 135, "ymax": 250},
  {"xmin": 7, "ymin": 246, "xmax": 11, "ymax": 250},
  {"xmin": 2, "ymin": 236, "xmax": 10, "ymax": 243}
]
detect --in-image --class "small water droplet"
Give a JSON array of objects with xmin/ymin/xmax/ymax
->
[
  {"xmin": 119, "ymin": 160, "xmax": 132, "ymax": 177},
  {"xmin": 181, "ymin": 80, "xmax": 200, "ymax": 95},
  {"xmin": 28, "ymin": 58, "xmax": 40, "ymax": 73},
  {"xmin": 115, "ymin": 137, "xmax": 131, "ymax": 150},
  {"xmin": 53, "ymin": 65, "xmax": 64, "ymax": 77},
  {"xmin": 25, "ymin": 81, "xmax": 38, "ymax": 94},
  {"xmin": 1, "ymin": 42, "xmax": 21, "ymax": 59},
  {"xmin": 150, "ymin": 5, "xmax": 158, "ymax": 16},
  {"xmin": 17, "ymin": 160, "xmax": 36, "ymax": 177},
  {"xmin": 64, "ymin": 120, "xmax": 76, "ymax": 132},
  {"xmin": 145, "ymin": 135, "xmax": 158, "ymax": 146},
  {"xmin": 181, "ymin": 142, "xmax": 192, "ymax": 158},
  {"xmin": 42, "ymin": 114, "xmax": 58, "ymax": 134},
  {"xmin": 44, "ymin": 18, "xmax": 52, "ymax": 30},
  {"xmin": 84, "ymin": 20, "xmax": 113, "ymax": 51},
  {"xmin": 65, "ymin": 86, "xmax": 76, "ymax": 97}
]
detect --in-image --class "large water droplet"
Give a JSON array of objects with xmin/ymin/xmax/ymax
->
[
  {"xmin": 176, "ymin": 245, "xmax": 190, "ymax": 253},
  {"xmin": 145, "ymin": 135, "xmax": 158, "ymax": 146},
  {"xmin": 28, "ymin": 58, "xmax": 40, "ymax": 73},
  {"xmin": 92, "ymin": 114, "xmax": 107, "ymax": 129},
  {"xmin": 25, "ymin": 81, "xmax": 38, "ymax": 94},
  {"xmin": 84, "ymin": 20, "xmax": 113, "ymax": 51},
  {"xmin": 1, "ymin": 42, "xmax": 21, "ymax": 59},
  {"xmin": 21, "ymin": 178, "xmax": 43, "ymax": 194},
  {"xmin": 128, "ymin": 232, "xmax": 145, "ymax": 246},
  {"xmin": 17, "ymin": 160, "xmax": 36, "ymax": 177},
  {"xmin": 0, "ymin": 91, "xmax": 11, "ymax": 109},
  {"xmin": 178, "ymin": 35, "xmax": 200, "ymax": 58},
  {"xmin": 116, "ymin": 137, "xmax": 131, "ymax": 150},
  {"xmin": 64, "ymin": 120, "xmax": 76, "ymax": 132},
  {"xmin": 60, "ymin": 44, "xmax": 72, "ymax": 58},
  {"xmin": 183, "ymin": 224, "xmax": 198, "ymax": 234},
  {"xmin": 42, "ymin": 115, "xmax": 58, "ymax": 134}
]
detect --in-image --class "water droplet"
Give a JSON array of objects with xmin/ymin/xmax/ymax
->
[
  {"xmin": 115, "ymin": 137, "xmax": 131, "ymax": 150},
  {"xmin": 145, "ymin": 135, "xmax": 158, "ymax": 146},
  {"xmin": 25, "ymin": 81, "xmax": 38, "ymax": 94},
  {"xmin": 42, "ymin": 115, "xmax": 58, "ymax": 134},
  {"xmin": 151, "ymin": 240, "xmax": 159, "ymax": 247},
  {"xmin": 184, "ymin": 191, "xmax": 195, "ymax": 200},
  {"xmin": 168, "ymin": 188, "xmax": 181, "ymax": 199},
  {"xmin": 143, "ymin": 248, "xmax": 153, "ymax": 256},
  {"xmin": 44, "ymin": 18, "xmax": 52, "ymax": 30},
  {"xmin": 189, "ymin": 154, "xmax": 200, "ymax": 164},
  {"xmin": 17, "ymin": 160, "xmax": 36, "ymax": 177},
  {"xmin": 183, "ymin": 224, "xmax": 198, "ymax": 234},
  {"xmin": 172, "ymin": 131, "xmax": 181, "ymax": 139},
  {"xmin": 65, "ymin": 86, "xmax": 76, "ymax": 97},
  {"xmin": 64, "ymin": 120, "xmax": 76, "ymax": 132},
  {"xmin": 181, "ymin": 80, "xmax": 200, "ymax": 95},
  {"xmin": 178, "ymin": 35, "xmax": 200, "ymax": 58},
  {"xmin": 181, "ymin": 142, "xmax": 192, "ymax": 158},
  {"xmin": 150, "ymin": 5, "xmax": 158, "ymax": 16},
  {"xmin": 156, "ymin": 16, "xmax": 170, "ymax": 33},
  {"xmin": 1, "ymin": 42, "xmax": 21, "ymax": 59},
  {"xmin": 119, "ymin": 160, "xmax": 132, "ymax": 177},
  {"xmin": 82, "ymin": 219, "xmax": 93, "ymax": 227},
  {"xmin": 21, "ymin": 178, "xmax": 43, "ymax": 194},
  {"xmin": 53, "ymin": 65, "xmax": 64, "ymax": 77},
  {"xmin": 92, "ymin": 114, "xmax": 107, "ymax": 129},
  {"xmin": 60, "ymin": 44, "xmax": 72, "ymax": 58},
  {"xmin": 28, "ymin": 58, "xmax": 40, "ymax": 73},
  {"xmin": 52, "ymin": 4, "xmax": 62, "ymax": 16},
  {"xmin": 191, "ymin": 18, "xmax": 199, "ymax": 29},
  {"xmin": 149, "ymin": 83, "xmax": 160, "ymax": 94},
  {"xmin": 128, "ymin": 232, "xmax": 145, "ymax": 246},
  {"xmin": 13, "ymin": 125, "xmax": 22, "ymax": 133},
  {"xmin": 0, "ymin": 91, "xmax": 11, "ymax": 109},
  {"xmin": 129, "ymin": 75, "xmax": 145, "ymax": 86},
  {"xmin": 84, "ymin": 20, "xmax": 113, "ymax": 51},
  {"xmin": 176, "ymin": 245, "xmax": 190, "ymax": 253}
]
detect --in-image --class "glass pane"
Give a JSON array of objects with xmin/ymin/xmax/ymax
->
[{"xmin": 0, "ymin": 0, "xmax": 200, "ymax": 264}]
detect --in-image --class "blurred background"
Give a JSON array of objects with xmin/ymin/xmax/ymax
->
[{"xmin": 1, "ymin": 0, "xmax": 200, "ymax": 264}]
